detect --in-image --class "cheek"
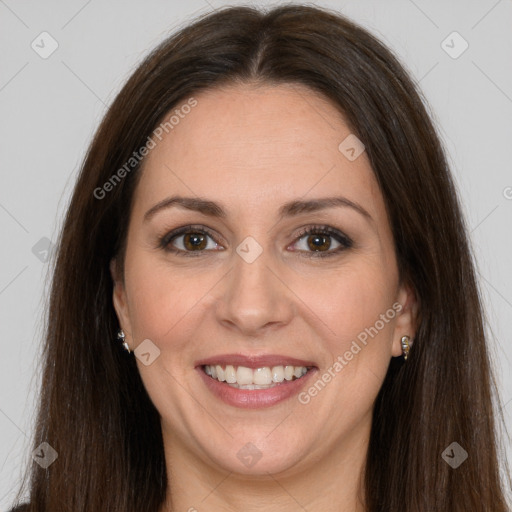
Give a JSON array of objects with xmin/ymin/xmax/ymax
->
[
  {"xmin": 125, "ymin": 243, "xmax": 398, "ymax": 355},
  {"xmin": 123, "ymin": 251, "xmax": 225, "ymax": 355},
  {"xmin": 303, "ymin": 259, "xmax": 398, "ymax": 409},
  {"xmin": 306, "ymin": 259, "xmax": 397, "ymax": 346},
  {"xmin": 123, "ymin": 253, "xmax": 190, "ymax": 340},
  {"xmin": 299, "ymin": 273, "xmax": 398, "ymax": 428}
]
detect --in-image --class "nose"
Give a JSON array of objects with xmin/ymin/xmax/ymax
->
[{"xmin": 215, "ymin": 244, "xmax": 295, "ymax": 336}]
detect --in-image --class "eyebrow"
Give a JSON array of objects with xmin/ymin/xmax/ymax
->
[{"xmin": 143, "ymin": 195, "xmax": 373, "ymax": 223}]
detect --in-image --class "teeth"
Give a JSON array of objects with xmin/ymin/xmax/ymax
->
[
  {"xmin": 284, "ymin": 365, "xmax": 294, "ymax": 380},
  {"xmin": 254, "ymin": 367, "xmax": 272, "ymax": 385},
  {"xmin": 216, "ymin": 365, "xmax": 225, "ymax": 382},
  {"xmin": 204, "ymin": 364, "xmax": 310, "ymax": 387},
  {"xmin": 236, "ymin": 366, "xmax": 253, "ymax": 385},
  {"xmin": 272, "ymin": 366, "xmax": 285, "ymax": 383},
  {"xmin": 225, "ymin": 365, "xmax": 236, "ymax": 384}
]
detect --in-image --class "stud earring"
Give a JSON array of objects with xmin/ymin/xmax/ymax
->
[
  {"xmin": 401, "ymin": 335, "xmax": 411, "ymax": 361},
  {"xmin": 117, "ymin": 329, "xmax": 131, "ymax": 353}
]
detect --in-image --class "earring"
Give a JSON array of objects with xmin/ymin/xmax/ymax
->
[
  {"xmin": 117, "ymin": 329, "xmax": 131, "ymax": 353},
  {"xmin": 401, "ymin": 335, "xmax": 411, "ymax": 361}
]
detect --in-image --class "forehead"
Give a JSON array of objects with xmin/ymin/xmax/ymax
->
[{"xmin": 133, "ymin": 83, "xmax": 382, "ymax": 221}]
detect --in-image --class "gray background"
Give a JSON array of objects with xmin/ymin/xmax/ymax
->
[{"xmin": 1, "ymin": 0, "xmax": 511, "ymax": 507}]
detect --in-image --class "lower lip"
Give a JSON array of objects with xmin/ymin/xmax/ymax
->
[{"xmin": 197, "ymin": 366, "xmax": 318, "ymax": 409}]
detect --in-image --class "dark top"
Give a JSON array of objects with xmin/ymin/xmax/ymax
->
[{"xmin": 9, "ymin": 505, "xmax": 29, "ymax": 511}]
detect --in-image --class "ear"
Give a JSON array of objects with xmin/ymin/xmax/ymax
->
[
  {"xmin": 391, "ymin": 281, "xmax": 419, "ymax": 357},
  {"xmin": 110, "ymin": 258, "xmax": 133, "ymax": 348}
]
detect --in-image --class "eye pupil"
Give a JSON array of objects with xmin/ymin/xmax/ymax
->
[
  {"xmin": 184, "ymin": 233, "xmax": 207, "ymax": 250},
  {"xmin": 307, "ymin": 234, "xmax": 330, "ymax": 251}
]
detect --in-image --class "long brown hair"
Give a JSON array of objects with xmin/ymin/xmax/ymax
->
[{"xmin": 13, "ymin": 4, "xmax": 510, "ymax": 511}]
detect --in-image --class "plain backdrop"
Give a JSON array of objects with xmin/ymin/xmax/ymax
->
[{"xmin": 1, "ymin": 0, "xmax": 511, "ymax": 507}]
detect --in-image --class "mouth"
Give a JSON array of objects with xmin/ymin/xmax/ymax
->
[
  {"xmin": 201, "ymin": 363, "xmax": 313, "ymax": 389},
  {"xmin": 195, "ymin": 354, "xmax": 318, "ymax": 408}
]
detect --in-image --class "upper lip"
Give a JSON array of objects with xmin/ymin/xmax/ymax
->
[{"xmin": 195, "ymin": 353, "xmax": 317, "ymax": 369}]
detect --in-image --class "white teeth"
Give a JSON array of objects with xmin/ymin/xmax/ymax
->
[
  {"xmin": 204, "ymin": 364, "xmax": 310, "ymax": 387},
  {"xmin": 225, "ymin": 383, "xmax": 275, "ymax": 390},
  {"xmin": 272, "ymin": 366, "xmax": 285, "ymax": 383},
  {"xmin": 284, "ymin": 365, "xmax": 294, "ymax": 380},
  {"xmin": 236, "ymin": 366, "xmax": 253, "ymax": 385},
  {"xmin": 216, "ymin": 365, "xmax": 225, "ymax": 382},
  {"xmin": 205, "ymin": 365, "xmax": 218, "ymax": 379},
  {"xmin": 225, "ymin": 365, "xmax": 236, "ymax": 384},
  {"xmin": 254, "ymin": 367, "xmax": 272, "ymax": 385}
]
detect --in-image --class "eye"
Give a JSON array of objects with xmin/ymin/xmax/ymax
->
[
  {"xmin": 158, "ymin": 224, "xmax": 352, "ymax": 258},
  {"xmin": 289, "ymin": 225, "xmax": 353, "ymax": 258},
  {"xmin": 159, "ymin": 225, "xmax": 223, "ymax": 255}
]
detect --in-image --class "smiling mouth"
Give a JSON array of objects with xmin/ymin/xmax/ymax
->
[{"xmin": 202, "ymin": 364, "xmax": 314, "ymax": 389}]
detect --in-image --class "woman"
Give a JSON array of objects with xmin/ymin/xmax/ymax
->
[{"xmin": 10, "ymin": 4, "xmax": 510, "ymax": 511}]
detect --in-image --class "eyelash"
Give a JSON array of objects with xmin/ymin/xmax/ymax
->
[{"xmin": 158, "ymin": 224, "xmax": 353, "ymax": 259}]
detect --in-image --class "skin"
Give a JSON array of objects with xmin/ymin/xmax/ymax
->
[{"xmin": 111, "ymin": 82, "xmax": 418, "ymax": 512}]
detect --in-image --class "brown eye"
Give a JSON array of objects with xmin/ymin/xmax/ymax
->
[
  {"xmin": 305, "ymin": 233, "xmax": 332, "ymax": 252},
  {"xmin": 182, "ymin": 232, "xmax": 208, "ymax": 251},
  {"xmin": 291, "ymin": 225, "xmax": 353, "ymax": 258},
  {"xmin": 159, "ymin": 225, "xmax": 223, "ymax": 255}
]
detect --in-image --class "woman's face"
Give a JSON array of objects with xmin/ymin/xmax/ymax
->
[{"xmin": 112, "ymin": 83, "xmax": 416, "ymax": 478}]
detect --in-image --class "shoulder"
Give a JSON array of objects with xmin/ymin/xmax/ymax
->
[{"xmin": 8, "ymin": 505, "xmax": 29, "ymax": 512}]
